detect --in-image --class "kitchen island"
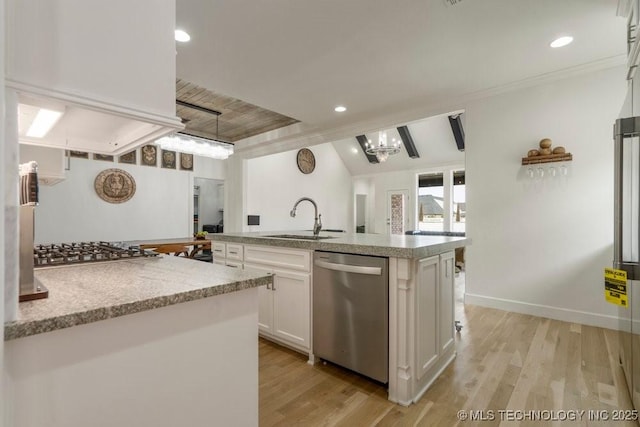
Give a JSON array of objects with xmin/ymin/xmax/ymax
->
[
  {"xmin": 209, "ymin": 231, "xmax": 469, "ymax": 406},
  {"xmin": 4, "ymin": 255, "xmax": 272, "ymax": 427}
]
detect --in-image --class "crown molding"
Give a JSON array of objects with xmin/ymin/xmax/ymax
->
[
  {"xmin": 618, "ymin": 0, "xmax": 633, "ymax": 17},
  {"xmin": 234, "ymin": 55, "xmax": 627, "ymax": 159}
]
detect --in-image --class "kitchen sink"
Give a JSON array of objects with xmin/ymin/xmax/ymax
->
[{"xmin": 264, "ymin": 234, "xmax": 336, "ymax": 240}]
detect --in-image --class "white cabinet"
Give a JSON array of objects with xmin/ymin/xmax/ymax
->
[
  {"xmin": 5, "ymin": 0, "xmax": 183, "ymax": 154},
  {"xmin": 212, "ymin": 242, "xmax": 226, "ymax": 262},
  {"xmin": 226, "ymin": 244, "xmax": 244, "ymax": 262},
  {"xmin": 415, "ymin": 251, "xmax": 455, "ymax": 381},
  {"xmin": 439, "ymin": 251, "xmax": 455, "ymax": 355},
  {"xmin": 211, "ymin": 242, "xmax": 244, "ymax": 269},
  {"xmin": 272, "ymin": 270, "xmax": 310, "ymax": 349},
  {"xmin": 19, "ymin": 144, "xmax": 65, "ymax": 186},
  {"xmin": 416, "ymin": 256, "xmax": 439, "ymax": 379},
  {"xmin": 244, "ymin": 245, "xmax": 312, "ymax": 352}
]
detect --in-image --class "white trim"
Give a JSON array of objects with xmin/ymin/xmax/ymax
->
[
  {"xmin": 464, "ymin": 293, "xmax": 621, "ymax": 330},
  {"xmin": 411, "ymin": 352, "xmax": 456, "ymax": 404},
  {"xmin": 6, "ymin": 79, "xmax": 184, "ymax": 129}
]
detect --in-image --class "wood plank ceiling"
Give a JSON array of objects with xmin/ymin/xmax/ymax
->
[{"xmin": 176, "ymin": 79, "xmax": 299, "ymax": 143}]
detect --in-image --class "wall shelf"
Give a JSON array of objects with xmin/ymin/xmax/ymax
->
[{"xmin": 521, "ymin": 153, "xmax": 572, "ymax": 165}]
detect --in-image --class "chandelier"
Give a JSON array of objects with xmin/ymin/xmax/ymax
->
[
  {"xmin": 155, "ymin": 132, "xmax": 234, "ymax": 159},
  {"xmin": 365, "ymin": 132, "xmax": 402, "ymax": 162},
  {"xmin": 156, "ymin": 101, "xmax": 234, "ymax": 159}
]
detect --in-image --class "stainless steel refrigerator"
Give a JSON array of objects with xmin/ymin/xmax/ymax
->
[{"xmin": 614, "ymin": 115, "xmax": 640, "ymax": 410}]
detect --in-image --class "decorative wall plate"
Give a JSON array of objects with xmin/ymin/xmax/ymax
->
[{"xmin": 94, "ymin": 168, "xmax": 136, "ymax": 204}]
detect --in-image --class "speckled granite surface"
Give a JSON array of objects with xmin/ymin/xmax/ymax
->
[
  {"xmin": 5, "ymin": 256, "xmax": 272, "ymax": 341},
  {"xmin": 208, "ymin": 231, "xmax": 469, "ymax": 259}
]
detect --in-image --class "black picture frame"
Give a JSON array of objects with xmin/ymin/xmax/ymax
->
[
  {"xmin": 140, "ymin": 145, "xmax": 158, "ymax": 167},
  {"xmin": 119, "ymin": 150, "xmax": 137, "ymax": 165},
  {"xmin": 68, "ymin": 150, "xmax": 89, "ymax": 159},
  {"xmin": 180, "ymin": 153, "xmax": 194, "ymax": 171},
  {"xmin": 161, "ymin": 149, "xmax": 177, "ymax": 169},
  {"xmin": 93, "ymin": 154, "xmax": 114, "ymax": 162}
]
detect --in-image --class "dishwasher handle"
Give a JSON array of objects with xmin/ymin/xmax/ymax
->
[{"xmin": 314, "ymin": 259, "xmax": 382, "ymax": 276}]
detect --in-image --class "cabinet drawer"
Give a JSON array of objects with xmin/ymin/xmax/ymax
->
[
  {"xmin": 225, "ymin": 260, "xmax": 243, "ymax": 269},
  {"xmin": 244, "ymin": 245, "xmax": 311, "ymax": 272},
  {"xmin": 212, "ymin": 242, "xmax": 226, "ymax": 257},
  {"xmin": 226, "ymin": 244, "xmax": 244, "ymax": 261}
]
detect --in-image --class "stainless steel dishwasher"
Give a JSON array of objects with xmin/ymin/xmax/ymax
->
[{"xmin": 313, "ymin": 251, "xmax": 389, "ymax": 383}]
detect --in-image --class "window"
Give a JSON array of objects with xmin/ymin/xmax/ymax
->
[
  {"xmin": 417, "ymin": 170, "xmax": 465, "ymax": 233},
  {"xmin": 452, "ymin": 171, "xmax": 465, "ymax": 233},
  {"xmin": 418, "ymin": 173, "xmax": 444, "ymax": 232}
]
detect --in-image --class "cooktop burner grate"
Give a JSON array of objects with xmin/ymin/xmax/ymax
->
[{"xmin": 33, "ymin": 241, "xmax": 158, "ymax": 267}]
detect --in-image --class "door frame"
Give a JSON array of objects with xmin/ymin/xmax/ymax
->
[{"xmin": 386, "ymin": 189, "xmax": 410, "ymax": 235}]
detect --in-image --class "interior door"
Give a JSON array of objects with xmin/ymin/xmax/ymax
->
[{"xmin": 386, "ymin": 190, "xmax": 409, "ymax": 235}]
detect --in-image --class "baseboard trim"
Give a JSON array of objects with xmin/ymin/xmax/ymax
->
[
  {"xmin": 412, "ymin": 351, "xmax": 457, "ymax": 404},
  {"xmin": 464, "ymin": 293, "xmax": 620, "ymax": 330}
]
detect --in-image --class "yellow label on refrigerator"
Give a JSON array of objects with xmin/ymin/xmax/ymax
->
[{"xmin": 605, "ymin": 268, "xmax": 628, "ymax": 307}]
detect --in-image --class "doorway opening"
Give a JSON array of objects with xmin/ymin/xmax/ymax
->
[
  {"xmin": 386, "ymin": 190, "xmax": 409, "ymax": 235},
  {"xmin": 194, "ymin": 177, "xmax": 224, "ymax": 234}
]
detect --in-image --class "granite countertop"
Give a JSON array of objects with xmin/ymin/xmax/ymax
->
[
  {"xmin": 209, "ymin": 231, "xmax": 469, "ymax": 258},
  {"xmin": 5, "ymin": 255, "xmax": 272, "ymax": 341}
]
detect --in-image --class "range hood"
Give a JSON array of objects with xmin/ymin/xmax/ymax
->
[{"xmin": 16, "ymin": 90, "xmax": 184, "ymax": 156}]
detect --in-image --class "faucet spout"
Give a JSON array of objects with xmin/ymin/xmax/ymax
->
[{"xmin": 290, "ymin": 197, "xmax": 322, "ymax": 237}]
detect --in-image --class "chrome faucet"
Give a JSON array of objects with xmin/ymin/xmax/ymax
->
[{"xmin": 290, "ymin": 197, "xmax": 322, "ymax": 237}]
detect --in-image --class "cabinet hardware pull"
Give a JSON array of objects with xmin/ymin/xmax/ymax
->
[{"xmin": 314, "ymin": 260, "xmax": 382, "ymax": 276}]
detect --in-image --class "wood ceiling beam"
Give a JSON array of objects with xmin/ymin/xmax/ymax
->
[
  {"xmin": 397, "ymin": 126, "xmax": 420, "ymax": 159},
  {"xmin": 448, "ymin": 114, "xmax": 465, "ymax": 152},
  {"xmin": 355, "ymin": 135, "xmax": 379, "ymax": 164}
]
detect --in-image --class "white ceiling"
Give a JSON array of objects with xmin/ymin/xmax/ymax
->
[
  {"xmin": 331, "ymin": 112, "xmax": 464, "ymax": 176},
  {"xmin": 176, "ymin": 0, "xmax": 626, "ymax": 160}
]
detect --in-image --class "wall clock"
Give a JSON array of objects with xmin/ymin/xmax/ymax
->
[{"xmin": 297, "ymin": 148, "xmax": 316, "ymax": 174}]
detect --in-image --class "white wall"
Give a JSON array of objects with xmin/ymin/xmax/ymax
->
[
  {"xmin": 26, "ymin": 154, "xmax": 226, "ymax": 243},
  {"xmin": 1, "ymin": 0, "xmax": 6, "ymax": 418},
  {"xmin": 464, "ymin": 65, "xmax": 626, "ymax": 329},
  {"xmin": 4, "ymin": 90, "xmax": 19, "ymax": 324},
  {"xmin": 246, "ymin": 143, "xmax": 352, "ymax": 232},
  {"xmin": 353, "ymin": 163, "xmax": 464, "ymax": 235}
]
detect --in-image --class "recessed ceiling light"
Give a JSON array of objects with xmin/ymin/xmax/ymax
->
[
  {"xmin": 550, "ymin": 36, "xmax": 573, "ymax": 48},
  {"xmin": 175, "ymin": 29, "xmax": 191, "ymax": 43},
  {"xmin": 351, "ymin": 147, "xmax": 359, "ymax": 154},
  {"xmin": 334, "ymin": 106, "xmax": 347, "ymax": 113}
]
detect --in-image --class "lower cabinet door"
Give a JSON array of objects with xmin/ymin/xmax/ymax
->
[
  {"xmin": 439, "ymin": 251, "xmax": 455, "ymax": 355},
  {"xmin": 416, "ymin": 255, "xmax": 439, "ymax": 380},
  {"xmin": 272, "ymin": 269, "xmax": 310, "ymax": 349},
  {"xmin": 245, "ymin": 263, "xmax": 274, "ymax": 335}
]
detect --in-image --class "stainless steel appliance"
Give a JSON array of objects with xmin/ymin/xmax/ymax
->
[
  {"xmin": 33, "ymin": 242, "xmax": 157, "ymax": 267},
  {"xmin": 18, "ymin": 161, "xmax": 47, "ymax": 301},
  {"xmin": 313, "ymin": 251, "xmax": 389, "ymax": 383},
  {"xmin": 614, "ymin": 116, "xmax": 640, "ymax": 409}
]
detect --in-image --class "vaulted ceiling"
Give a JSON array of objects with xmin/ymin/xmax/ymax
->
[{"xmin": 175, "ymin": 0, "xmax": 625, "ymax": 156}]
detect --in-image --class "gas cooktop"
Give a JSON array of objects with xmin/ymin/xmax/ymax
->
[{"xmin": 33, "ymin": 241, "xmax": 158, "ymax": 267}]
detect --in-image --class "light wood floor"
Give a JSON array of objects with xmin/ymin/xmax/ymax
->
[{"xmin": 259, "ymin": 273, "xmax": 637, "ymax": 426}]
